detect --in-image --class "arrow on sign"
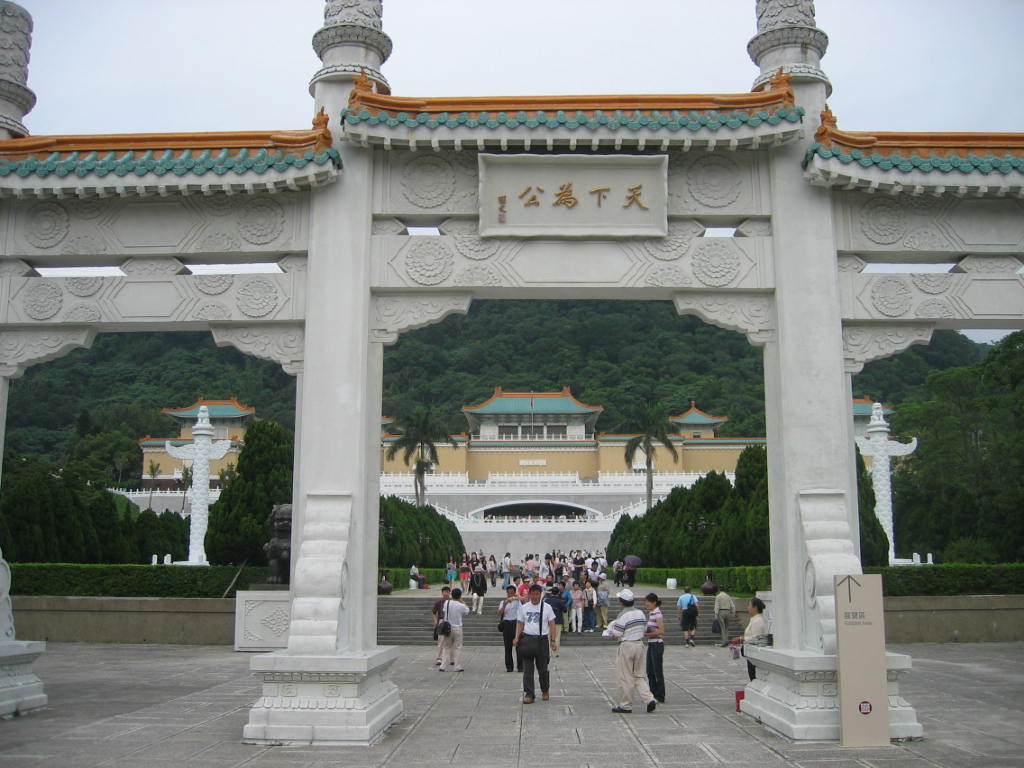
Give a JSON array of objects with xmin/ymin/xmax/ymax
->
[{"xmin": 836, "ymin": 575, "xmax": 862, "ymax": 603}]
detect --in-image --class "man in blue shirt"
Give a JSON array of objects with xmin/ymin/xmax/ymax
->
[{"xmin": 676, "ymin": 586, "xmax": 699, "ymax": 647}]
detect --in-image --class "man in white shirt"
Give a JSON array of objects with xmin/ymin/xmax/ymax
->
[
  {"xmin": 513, "ymin": 583, "xmax": 558, "ymax": 703},
  {"xmin": 604, "ymin": 589, "xmax": 657, "ymax": 714},
  {"xmin": 438, "ymin": 587, "xmax": 471, "ymax": 672}
]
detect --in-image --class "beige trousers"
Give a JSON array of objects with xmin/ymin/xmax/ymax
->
[
  {"xmin": 616, "ymin": 640, "xmax": 654, "ymax": 709},
  {"xmin": 440, "ymin": 627, "xmax": 463, "ymax": 668}
]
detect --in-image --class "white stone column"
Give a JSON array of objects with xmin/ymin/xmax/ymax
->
[
  {"xmin": 0, "ymin": 1, "xmax": 35, "ymax": 140},
  {"xmin": 243, "ymin": 0, "xmax": 402, "ymax": 745},
  {"xmin": 741, "ymin": 0, "xmax": 920, "ymax": 740}
]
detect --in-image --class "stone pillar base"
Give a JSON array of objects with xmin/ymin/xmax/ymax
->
[
  {"xmin": 740, "ymin": 646, "xmax": 922, "ymax": 741},
  {"xmin": 0, "ymin": 641, "xmax": 47, "ymax": 718},
  {"xmin": 234, "ymin": 590, "xmax": 291, "ymax": 651},
  {"xmin": 243, "ymin": 645, "xmax": 403, "ymax": 746}
]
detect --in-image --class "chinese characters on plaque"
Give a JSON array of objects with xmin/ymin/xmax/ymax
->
[{"xmin": 479, "ymin": 154, "xmax": 667, "ymax": 238}]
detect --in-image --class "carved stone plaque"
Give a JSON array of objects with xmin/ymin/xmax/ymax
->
[{"xmin": 479, "ymin": 154, "xmax": 667, "ymax": 238}]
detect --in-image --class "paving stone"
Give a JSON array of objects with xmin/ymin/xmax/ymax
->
[{"xmin": 0, "ymin": 642, "xmax": 1021, "ymax": 768}]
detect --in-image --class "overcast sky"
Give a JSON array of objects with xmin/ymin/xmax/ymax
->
[{"xmin": 15, "ymin": 0, "xmax": 1023, "ymax": 342}]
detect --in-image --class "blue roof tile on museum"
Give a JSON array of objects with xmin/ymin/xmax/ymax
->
[
  {"xmin": 462, "ymin": 387, "xmax": 602, "ymax": 415},
  {"xmin": 163, "ymin": 398, "xmax": 255, "ymax": 421},
  {"xmin": 672, "ymin": 402, "xmax": 728, "ymax": 426}
]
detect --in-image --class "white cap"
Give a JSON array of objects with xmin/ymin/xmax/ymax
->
[{"xmin": 617, "ymin": 589, "xmax": 635, "ymax": 602}]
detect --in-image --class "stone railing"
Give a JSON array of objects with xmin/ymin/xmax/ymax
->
[
  {"xmin": 597, "ymin": 471, "xmax": 726, "ymax": 488},
  {"xmin": 485, "ymin": 472, "xmax": 582, "ymax": 486}
]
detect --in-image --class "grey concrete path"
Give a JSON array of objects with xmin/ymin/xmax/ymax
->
[{"xmin": 0, "ymin": 641, "xmax": 1021, "ymax": 768}]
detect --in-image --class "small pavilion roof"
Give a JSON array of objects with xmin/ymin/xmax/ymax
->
[
  {"xmin": 162, "ymin": 398, "xmax": 255, "ymax": 422},
  {"xmin": 341, "ymin": 70, "xmax": 804, "ymax": 151},
  {"xmin": 804, "ymin": 106, "xmax": 1024, "ymax": 197},
  {"xmin": 462, "ymin": 387, "xmax": 603, "ymax": 416},
  {"xmin": 0, "ymin": 112, "xmax": 340, "ymax": 199},
  {"xmin": 672, "ymin": 401, "xmax": 728, "ymax": 428}
]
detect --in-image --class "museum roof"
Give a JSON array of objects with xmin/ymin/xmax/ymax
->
[
  {"xmin": 341, "ymin": 70, "xmax": 805, "ymax": 151},
  {"xmin": 0, "ymin": 113, "xmax": 340, "ymax": 198},
  {"xmin": 162, "ymin": 398, "xmax": 255, "ymax": 421},
  {"xmin": 804, "ymin": 106, "xmax": 1024, "ymax": 196},
  {"xmin": 462, "ymin": 387, "xmax": 603, "ymax": 416},
  {"xmin": 672, "ymin": 401, "xmax": 728, "ymax": 427},
  {"xmin": 852, "ymin": 397, "xmax": 893, "ymax": 418}
]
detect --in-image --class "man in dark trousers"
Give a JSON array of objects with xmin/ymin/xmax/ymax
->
[
  {"xmin": 431, "ymin": 585, "xmax": 451, "ymax": 666},
  {"xmin": 513, "ymin": 583, "xmax": 558, "ymax": 703},
  {"xmin": 498, "ymin": 584, "xmax": 522, "ymax": 672}
]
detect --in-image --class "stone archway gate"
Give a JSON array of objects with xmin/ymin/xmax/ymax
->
[{"xmin": 0, "ymin": 0, "xmax": 1021, "ymax": 746}]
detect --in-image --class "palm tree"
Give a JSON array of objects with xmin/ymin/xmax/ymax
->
[
  {"xmin": 147, "ymin": 460, "xmax": 161, "ymax": 511},
  {"xmin": 621, "ymin": 400, "xmax": 682, "ymax": 512},
  {"xmin": 385, "ymin": 406, "xmax": 457, "ymax": 507}
]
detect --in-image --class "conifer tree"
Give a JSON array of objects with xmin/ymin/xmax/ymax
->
[{"xmin": 206, "ymin": 420, "xmax": 294, "ymax": 565}]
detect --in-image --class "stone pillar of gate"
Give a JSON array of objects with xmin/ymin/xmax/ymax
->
[
  {"xmin": 740, "ymin": 0, "xmax": 921, "ymax": 740},
  {"xmin": 242, "ymin": 0, "xmax": 402, "ymax": 746},
  {"xmin": 0, "ymin": 2, "xmax": 34, "ymax": 140}
]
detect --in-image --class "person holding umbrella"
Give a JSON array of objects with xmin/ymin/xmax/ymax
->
[{"xmin": 623, "ymin": 554, "xmax": 641, "ymax": 587}]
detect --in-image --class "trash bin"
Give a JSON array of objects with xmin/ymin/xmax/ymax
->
[{"xmin": 666, "ymin": 578, "xmax": 678, "ymax": 590}]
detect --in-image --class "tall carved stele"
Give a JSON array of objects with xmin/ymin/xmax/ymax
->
[
  {"xmin": 855, "ymin": 403, "xmax": 917, "ymax": 566},
  {"xmin": 165, "ymin": 406, "xmax": 231, "ymax": 565}
]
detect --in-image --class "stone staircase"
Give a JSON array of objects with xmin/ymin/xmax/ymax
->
[{"xmin": 377, "ymin": 595, "xmax": 728, "ymax": 647}]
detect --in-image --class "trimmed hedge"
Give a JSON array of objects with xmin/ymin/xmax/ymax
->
[
  {"xmin": 9, "ymin": 563, "xmax": 269, "ymax": 598},
  {"xmin": 632, "ymin": 564, "xmax": 1024, "ymax": 596},
  {"xmin": 630, "ymin": 567, "xmax": 772, "ymax": 594},
  {"xmin": 865, "ymin": 563, "xmax": 1024, "ymax": 596},
  {"xmin": 10, "ymin": 562, "xmax": 1023, "ymax": 599}
]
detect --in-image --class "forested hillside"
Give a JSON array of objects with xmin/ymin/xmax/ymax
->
[{"xmin": 7, "ymin": 300, "xmax": 984, "ymax": 481}]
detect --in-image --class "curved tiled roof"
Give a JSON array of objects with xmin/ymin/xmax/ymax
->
[
  {"xmin": 462, "ymin": 386, "xmax": 603, "ymax": 415},
  {"xmin": 162, "ymin": 398, "xmax": 255, "ymax": 421},
  {"xmin": 672, "ymin": 401, "xmax": 728, "ymax": 427},
  {"xmin": 804, "ymin": 107, "xmax": 1024, "ymax": 195},
  {"xmin": 342, "ymin": 70, "xmax": 804, "ymax": 150},
  {"xmin": 0, "ymin": 113, "xmax": 341, "ymax": 198},
  {"xmin": 852, "ymin": 397, "xmax": 893, "ymax": 418}
]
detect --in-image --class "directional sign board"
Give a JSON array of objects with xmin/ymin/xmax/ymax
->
[{"xmin": 834, "ymin": 573, "xmax": 890, "ymax": 747}]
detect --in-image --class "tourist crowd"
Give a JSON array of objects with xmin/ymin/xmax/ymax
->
[{"xmin": 425, "ymin": 554, "xmax": 768, "ymax": 710}]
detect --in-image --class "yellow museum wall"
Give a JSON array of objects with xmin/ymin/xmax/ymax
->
[
  {"xmin": 465, "ymin": 449, "xmax": 600, "ymax": 481},
  {"xmin": 380, "ymin": 443, "xmax": 468, "ymax": 475},
  {"xmin": 141, "ymin": 448, "xmax": 240, "ymax": 477}
]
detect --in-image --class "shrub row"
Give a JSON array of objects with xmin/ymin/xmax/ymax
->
[
  {"xmin": 9, "ymin": 563, "xmax": 269, "ymax": 598},
  {"xmin": 865, "ymin": 563, "xmax": 1024, "ymax": 596},
  {"xmin": 10, "ymin": 562, "xmax": 1023, "ymax": 599}
]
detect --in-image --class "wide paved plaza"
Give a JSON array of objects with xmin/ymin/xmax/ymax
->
[{"xmin": 0, "ymin": 641, "xmax": 1021, "ymax": 767}]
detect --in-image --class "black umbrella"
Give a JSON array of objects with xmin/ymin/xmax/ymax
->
[{"xmin": 624, "ymin": 555, "xmax": 642, "ymax": 568}]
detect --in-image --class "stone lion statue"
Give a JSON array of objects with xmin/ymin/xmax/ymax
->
[{"xmin": 264, "ymin": 504, "xmax": 292, "ymax": 585}]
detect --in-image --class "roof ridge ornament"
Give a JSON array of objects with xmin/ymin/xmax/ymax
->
[
  {"xmin": 814, "ymin": 104, "xmax": 838, "ymax": 145},
  {"xmin": 312, "ymin": 106, "xmax": 333, "ymax": 150}
]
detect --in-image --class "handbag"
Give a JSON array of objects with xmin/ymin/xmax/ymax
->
[
  {"xmin": 438, "ymin": 600, "xmax": 452, "ymax": 636},
  {"xmin": 711, "ymin": 618, "xmax": 722, "ymax": 635}
]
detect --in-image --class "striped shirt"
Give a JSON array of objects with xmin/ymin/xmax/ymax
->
[
  {"xmin": 645, "ymin": 607, "xmax": 664, "ymax": 644},
  {"xmin": 610, "ymin": 607, "xmax": 647, "ymax": 642}
]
